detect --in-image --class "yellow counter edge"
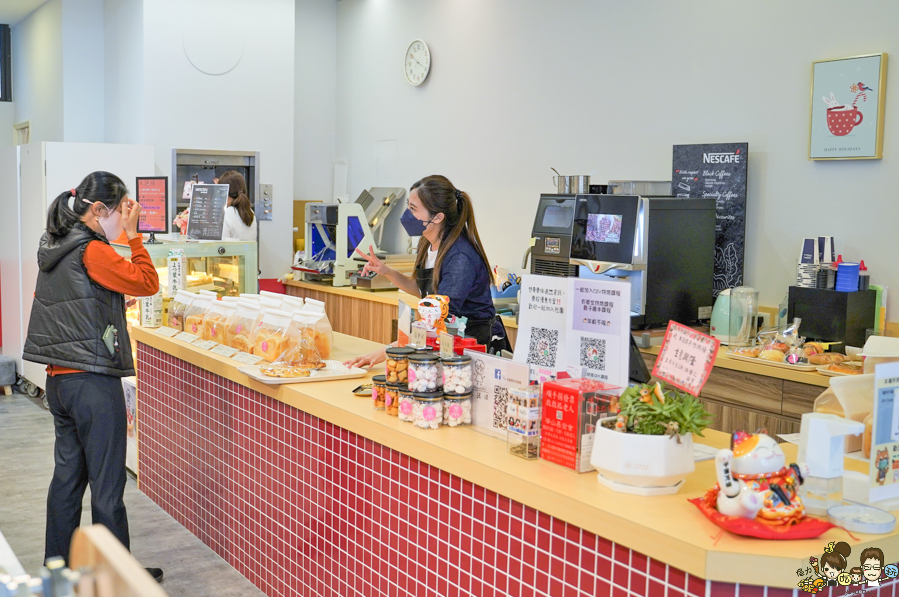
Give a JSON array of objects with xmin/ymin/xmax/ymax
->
[{"xmin": 132, "ymin": 327, "xmax": 896, "ymax": 588}]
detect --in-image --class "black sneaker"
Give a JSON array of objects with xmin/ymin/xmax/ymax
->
[{"xmin": 146, "ymin": 568, "xmax": 164, "ymax": 583}]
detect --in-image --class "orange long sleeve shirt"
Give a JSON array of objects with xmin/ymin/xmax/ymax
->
[{"xmin": 47, "ymin": 237, "xmax": 159, "ymax": 376}]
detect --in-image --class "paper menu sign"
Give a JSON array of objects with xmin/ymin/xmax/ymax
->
[
  {"xmin": 439, "ymin": 332, "xmax": 455, "ymax": 359},
  {"xmin": 409, "ymin": 322, "xmax": 426, "ymax": 349},
  {"xmin": 174, "ymin": 332, "xmax": 200, "ymax": 343},
  {"xmin": 513, "ymin": 274, "xmax": 631, "ymax": 389},
  {"xmin": 192, "ymin": 339, "xmax": 218, "ymax": 350},
  {"xmin": 186, "ymin": 183, "xmax": 229, "ymax": 241},
  {"xmin": 155, "ymin": 326, "xmax": 179, "ymax": 338},
  {"xmin": 211, "ymin": 344, "xmax": 239, "ymax": 358},
  {"xmin": 652, "ymin": 321, "xmax": 719, "ymax": 396},
  {"xmin": 233, "ymin": 352, "xmax": 263, "ymax": 366},
  {"xmin": 565, "ymin": 278, "xmax": 630, "ymax": 388},
  {"xmin": 513, "ymin": 275, "xmax": 570, "ymax": 372},
  {"xmin": 466, "ymin": 349, "xmax": 530, "ymax": 440},
  {"xmin": 869, "ymin": 362, "xmax": 899, "ymax": 503}
]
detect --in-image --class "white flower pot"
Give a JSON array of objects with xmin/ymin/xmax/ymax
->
[{"xmin": 590, "ymin": 417, "xmax": 695, "ymax": 495}]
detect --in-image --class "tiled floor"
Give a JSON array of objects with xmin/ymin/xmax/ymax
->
[{"xmin": 0, "ymin": 390, "xmax": 263, "ymax": 597}]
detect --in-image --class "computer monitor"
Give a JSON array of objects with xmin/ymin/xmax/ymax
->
[{"xmin": 135, "ymin": 176, "xmax": 169, "ymax": 244}]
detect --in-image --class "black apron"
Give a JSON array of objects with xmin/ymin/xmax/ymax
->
[{"xmin": 416, "ymin": 267, "xmax": 512, "ymax": 354}]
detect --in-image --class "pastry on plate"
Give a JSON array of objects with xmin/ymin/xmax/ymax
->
[
  {"xmin": 758, "ymin": 349, "xmax": 786, "ymax": 363},
  {"xmin": 731, "ymin": 347, "xmax": 761, "ymax": 358},
  {"xmin": 260, "ymin": 366, "xmax": 312, "ymax": 378},
  {"xmin": 828, "ymin": 362, "xmax": 863, "ymax": 375}
]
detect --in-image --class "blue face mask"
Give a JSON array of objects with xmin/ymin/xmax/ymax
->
[{"xmin": 400, "ymin": 208, "xmax": 435, "ymax": 237}]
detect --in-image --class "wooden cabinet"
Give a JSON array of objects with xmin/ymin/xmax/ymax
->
[{"xmin": 642, "ymin": 352, "xmax": 821, "ymax": 434}]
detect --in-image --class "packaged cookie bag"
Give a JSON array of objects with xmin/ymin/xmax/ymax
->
[
  {"xmin": 168, "ymin": 290, "xmax": 196, "ymax": 331},
  {"xmin": 250, "ymin": 309, "xmax": 293, "ymax": 363},
  {"xmin": 202, "ymin": 300, "xmax": 234, "ymax": 343},
  {"xmin": 226, "ymin": 299, "xmax": 261, "ymax": 353},
  {"xmin": 183, "ymin": 295, "xmax": 213, "ymax": 336}
]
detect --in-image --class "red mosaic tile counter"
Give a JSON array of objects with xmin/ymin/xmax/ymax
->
[{"xmin": 132, "ymin": 328, "xmax": 899, "ymax": 597}]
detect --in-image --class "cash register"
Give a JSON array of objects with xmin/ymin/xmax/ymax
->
[{"xmin": 525, "ymin": 194, "xmax": 715, "ymax": 328}]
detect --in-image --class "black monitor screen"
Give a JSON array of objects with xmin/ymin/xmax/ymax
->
[{"xmin": 570, "ymin": 195, "xmax": 639, "ymax": 263}]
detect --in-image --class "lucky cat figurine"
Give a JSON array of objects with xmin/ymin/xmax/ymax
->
[
  {"xmin": 417, "ymin": 295, "xmax": 450, "ymax": 335},
  {"xmin": 713, "ymin": 430, "xmax": 809, "ymax": 525}
]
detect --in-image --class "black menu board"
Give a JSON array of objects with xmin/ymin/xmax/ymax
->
[
  {"xmin": 672, "ymin": 143, "xmax": 748, "ymax": 296},
  {"xmin": 186, "ymin": 184, "xmax": 229, "ymax": 241}
]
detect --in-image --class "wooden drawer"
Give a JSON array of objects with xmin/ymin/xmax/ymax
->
[
  {"xmin": 699, "ymin": 367, "xmax": 783, "ymax": 416},
  {"xmin": 782, "ymin": 380, "xmax": 824, "ymax": 419},
  {"xmin": 700, "ymin": 398, "xmax": 800, "ymax": 436}
]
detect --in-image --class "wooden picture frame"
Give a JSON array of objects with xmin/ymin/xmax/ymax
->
[{"xmin": 809, "ymin": 53, "xmax": 887, "ymax": 160}]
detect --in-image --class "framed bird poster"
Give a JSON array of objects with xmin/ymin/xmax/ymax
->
[{"xmin": 809, "ymin": 53, "xmax": 887, "ymax": 160}]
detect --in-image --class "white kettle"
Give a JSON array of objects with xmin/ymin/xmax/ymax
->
[{"xmin": 710, "ymin": 287, "xmax": 758, "ymax": 346}]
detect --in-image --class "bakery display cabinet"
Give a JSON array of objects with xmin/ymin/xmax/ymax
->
[{"xmin": 112, "ymin": 237, "xmax": 258, "ymax": 298}]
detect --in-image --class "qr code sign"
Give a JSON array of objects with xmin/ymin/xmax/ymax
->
[
  {"xmin": 527, "ymin": 328, "xmax": 558, "ymax": 368},
  {"xmin": 493, "ymin": 386, "xmax": 509, "ymax": 430},
  {"xmin": 579, "ymin": 337, "xmax": 606, "ymax": 371}
]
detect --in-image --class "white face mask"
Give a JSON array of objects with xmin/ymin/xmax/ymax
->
[{"xmin": 83, "ymin": 198, "xmax": 124, "ymax": 239}]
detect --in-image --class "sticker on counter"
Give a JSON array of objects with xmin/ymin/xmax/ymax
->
[
  {"xmin": 652, "ymin": 321, "xmax": 719, "ymax": 396},
  {"xmin": 211, "ymin": 345, "xmax": 239, "ymax": 358},
  {"xmin": 155, "ymin": 327, "xmax": 179, "ymax": 338},
  {"xmin": 173, "ymin": 332, "xmax": 200, "ymax": 343},
  {"xmin": 233, "ymin": 352, "xmax": 264, "ymax": 366},
  {"xmin": 191, "ymin": 339, "xmax": 218, "ymax": 350}
]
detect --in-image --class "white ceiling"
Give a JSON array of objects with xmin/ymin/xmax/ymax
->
[{"xmin": 0, "ymin": 0, "xmax": 49, "ymax": 26}]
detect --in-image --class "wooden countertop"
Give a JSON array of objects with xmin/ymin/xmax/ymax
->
[
  {"xmin": 132, "ymin": 326, "xmax": 891, "ymax": 588},
  {"xmin": 640, "ymin": 345, "xmax": 832, "ymax": 388},
  {"xmin": 285, "ymin": 278, "xmax": 521, "ymax": 330}
]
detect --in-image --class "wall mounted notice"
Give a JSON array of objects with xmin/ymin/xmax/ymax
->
[
  {"xmin": 514, "ymin": 274, "xmax": 631, "ymax": 388},
  {"xmin": 868, "ymin": 362, "xmax": 899, "ymax": 505},
  {"xmin": 652, "ymin": 321, "xmax": 719, "ymax": 396},
  {"xmin": 187, "ymin": 183, "xmax": 229, "ymax": 241},
  {"xmin": 672, "ymin": 143, "xmax": 748, "ymax": 296},
  {"xmin": 466, "ymin": 349, "xmax": 530, "ymax": 440}
]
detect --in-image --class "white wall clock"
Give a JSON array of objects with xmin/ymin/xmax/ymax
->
[{"xmin": 404, "ymin": 39, "xmax": 431, "ymax": 86}]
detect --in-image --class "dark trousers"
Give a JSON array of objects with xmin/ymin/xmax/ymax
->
[{"xmin": 45, "ymin": 372, "xmax": 129, "ymax": 563}]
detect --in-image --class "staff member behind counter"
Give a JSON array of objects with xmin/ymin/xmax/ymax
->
[{"xmin": 346, "ymin": 175, "xmax": 510, "ymax": 367}]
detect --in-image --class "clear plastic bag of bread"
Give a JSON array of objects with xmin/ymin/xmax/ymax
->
[
  {"xmin": 201, "ymin": 300, "xmax": 232, "ymax": 343},
  {"xmin": 168, "ymin": 290, "xmax": 196, "ymax": 331},
  {"xmin": 293, "ymin": 308, "xmax": 332, "ymax": 360},
  {"xmin": 250, "ymin": 309, "xmax": 293, "ymax": 363},
  {"xmin": 226, "ymin": 299, "xmax": 261, "ymax": 353},
  {"xmin": 182, "ymin": 295, "xmax": 213, "ymax": 336},
  {"xmin": 280, "ymin": 295, "xmax": 305, "ymax": 315},
  {"xmin": 261, "ymin": 327, "xmax": 326, "ymax": 378}
]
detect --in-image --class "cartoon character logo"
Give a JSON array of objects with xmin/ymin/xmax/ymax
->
[
  {"xmin": 876, "ymin": 448, "xmax": 890, "ymax": 485},
  {"xmin": 821, "ymin": 82, "xmax": 871, "ymax": 137},
  {"xmin": 799, "ymin": 542, "xmax": 898, "ymax": 593}
]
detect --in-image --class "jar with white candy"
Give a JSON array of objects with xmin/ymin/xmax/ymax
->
[
  {"xmin": 443, "ymin": 392, "xmax": 472, "ymax": 427},
  {"xmin": 408, "ymin": 353, "xmax": 442, "ymax": 392},
  {"xmin": 411, "ymin": 391, "xmax": 443, "ymax": 430},
  {"xmin": 398, "ymin": 388, "xmax": 415, "ymax": 422},
  {"xmin": 441, "ymin": 355, "xmax": 472, "ymax": 395}
]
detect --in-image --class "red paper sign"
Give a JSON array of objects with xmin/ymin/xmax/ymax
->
[
  {"xmin": 540, "ymin": 383, "xmax": 581, "ymax": 470},
  {"xmin": 651, "ymin": 321, "xmax": 719, "ymax": 396}
]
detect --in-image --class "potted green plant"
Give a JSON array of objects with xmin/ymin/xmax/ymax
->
[{"xmin": 590, "ymin": 382, "xmax": 713, "ymax": 496}]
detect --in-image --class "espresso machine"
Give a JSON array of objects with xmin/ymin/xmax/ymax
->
[{"xmin": 525, "ymin": 194, "xmax": 715, "ymax": 328}]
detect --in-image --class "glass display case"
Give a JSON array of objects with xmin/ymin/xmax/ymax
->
[{"xmin": 112, "ymin": 236, "xmax": 258, "ymax": 299}]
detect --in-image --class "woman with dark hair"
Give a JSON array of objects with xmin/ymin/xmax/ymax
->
[
  {"xmin": 347, "ymin": 175, "xmax": 510, "ymax": 367},
  {"xmin": 219, "ymin": 170, "xmax": 256, "ymax": 241},
  {"xmin": 23, "ymin": 171, "xmax": 162, "ymax": 581}
]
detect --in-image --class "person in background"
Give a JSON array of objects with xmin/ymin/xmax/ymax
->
[
  {"xmin": 219, "ymin": 170, "xmax": 256, "ymax": 241},
  {"xmin": 347, "ymin": 174, "xmax": 511, "ymax": 367},
  {"xmin": 22, "ymin": 171, "xmax": 164, "ymax": 583}
]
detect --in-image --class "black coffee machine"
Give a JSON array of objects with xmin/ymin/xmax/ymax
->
[{"xmin": 526, "ymin": 194, "xmax": 715, "ymax": 329}]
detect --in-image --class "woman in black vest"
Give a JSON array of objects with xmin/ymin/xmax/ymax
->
[{"xmin": 23, "ymin": 172, "xmax": 162, "ymax": 580}]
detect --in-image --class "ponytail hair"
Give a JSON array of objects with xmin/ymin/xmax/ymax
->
[
  {"xmin": 410, "ymin": 175, "xmax": 492, "ymax": 285},
  {"xmin": 46, "ymin": 171, "xmax": 129, "ymax": 238},
  {"xmin": 219, "ymin": 170, "xmax": 254, "ymax": 227}
]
